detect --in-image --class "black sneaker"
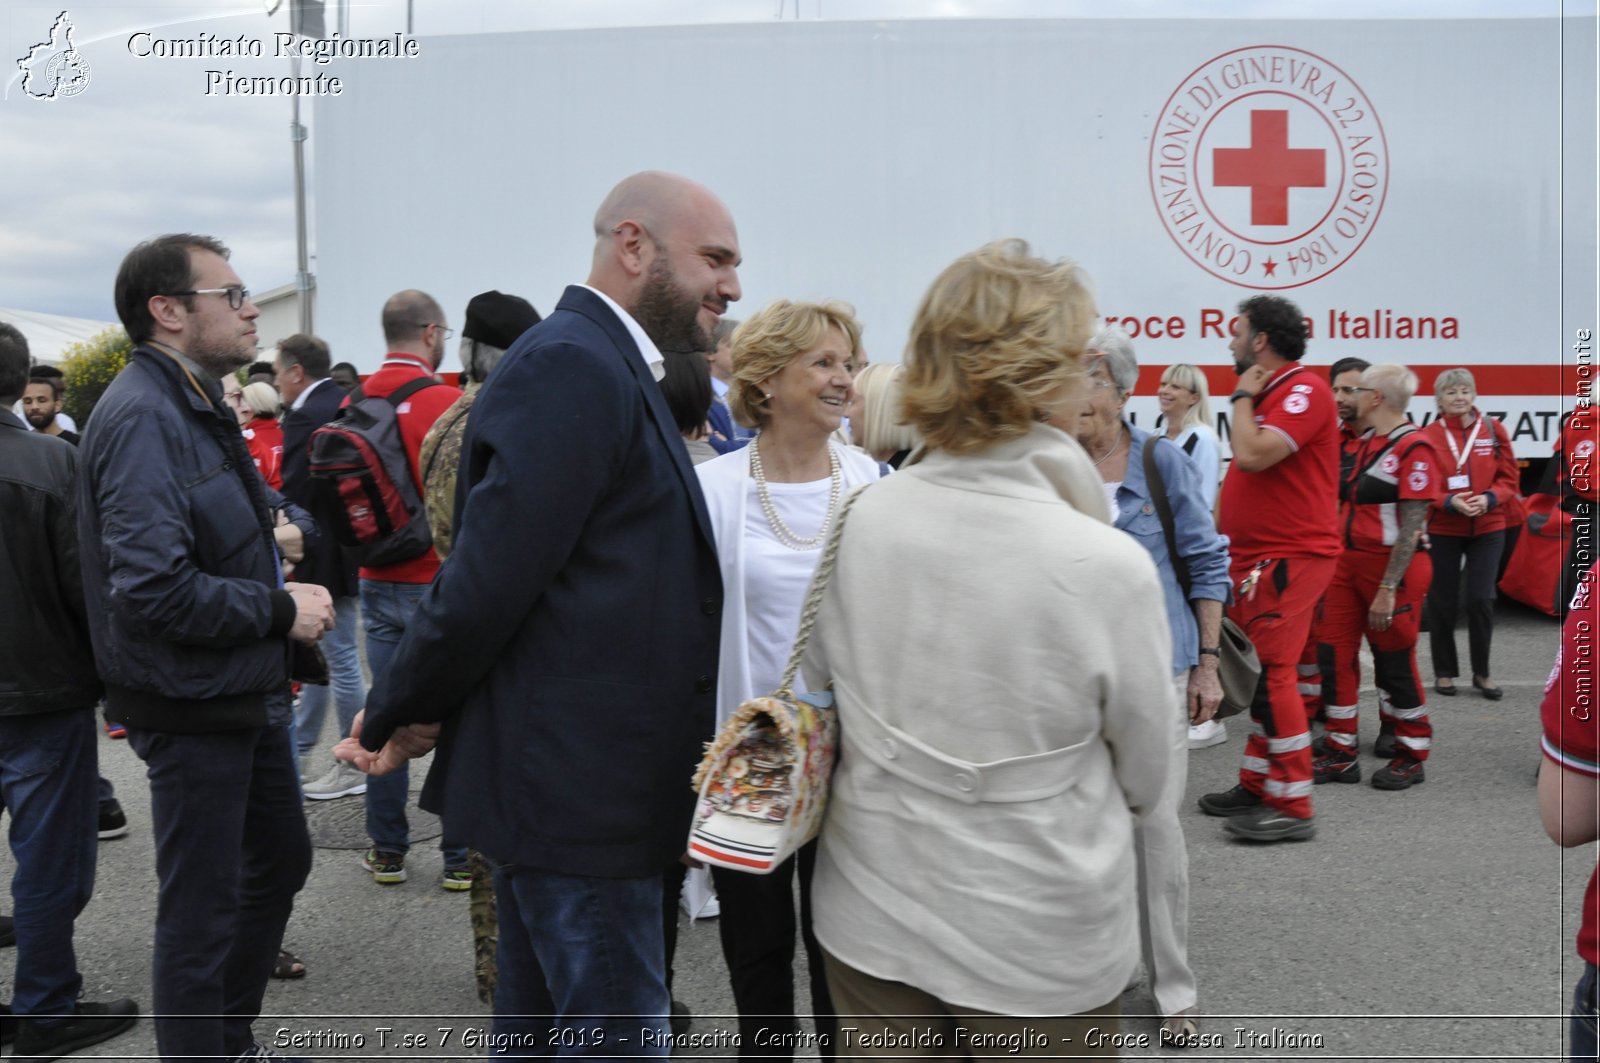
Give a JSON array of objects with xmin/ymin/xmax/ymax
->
[
  {"xmin": 1313, "ymin": 747, "xmax": 1361, "ymax": 784},
  {"xmin": 1224, "ymin": 808, "xmax": 1316, "ymax": 842},
  {"xmin": 1197, "ymin": 784, "xmax": 1264, "ymax": 817},
  {"xmin": 235, "ymin": 1040, "xmax": 314, "ymax": 1061},
  {"xmin": 0, "ymin": 913, "xmax": 14, "ymax": 947},
  {"xmin": 1372, "ymin": 756, "xmax": 1427, "ymax": 790},
  {"xmin": 670, "ymin": 999, "xmax": 693, "ymax": 1036},
  {"xmin": 13, "ymin": 997, "xmax": 139, "ymax": 1059},
  {"xmin": 1374, "ymin": 721, "xmax": 1399, "ymax": 759},
  {"xmin": 1, "ymin": 1001, "xmax": 14, "ymax": 1047},
  {"xmin": 98, "ymin": 799, "xmax": 130, "ymax": 841}
]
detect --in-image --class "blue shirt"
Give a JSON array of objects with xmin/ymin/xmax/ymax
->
[{"xmin": 1112, "ymin": 422, "xmax": 1232, "ymax": 677}]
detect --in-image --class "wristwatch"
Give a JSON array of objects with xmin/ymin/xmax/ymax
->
[
  {"xmin": 1377, "ymin": 580, "xmax": 1398, "ymax": 592},
  {"xmin": 1198, "ymin": 646, "xmax": 1222, "ymax": 657},
  {"xmin": 1230, "ymin": 389, "xmax": 1253, "ymax": 403}
]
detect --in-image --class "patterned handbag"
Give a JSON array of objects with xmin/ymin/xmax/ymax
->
[{"xmin": 688, "ymin": 487, "xmax": 864, "ymax": 874}]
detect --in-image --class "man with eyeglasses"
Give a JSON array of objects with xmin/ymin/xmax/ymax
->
[
  {"xmin": 1297, "ymin": 358, "xmax": 1372, "ymax": 735},
  {"xmin": 1198, "ymin": 294, "xmax": 1340, "ymax": 843},
  {"xmin": 351, "ymin": 291, "xmax": 468, "ymax": 891},
  {"xmin": 76, "ymin": 233, "xmax": 334, "ymax": 1062}
]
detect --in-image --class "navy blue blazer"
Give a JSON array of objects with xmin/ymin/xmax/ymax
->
[
  {"xmin": 359, "ymin": 285, "xmax": 724, "ymax": 878},
  {"xmin": 280, "ymin": 377, "xmax": 359, "ymax": 598}
]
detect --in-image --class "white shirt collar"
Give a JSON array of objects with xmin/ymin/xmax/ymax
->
[
  {"xmin": 710, "ymin": 375, "xmax": 730, "ymax": 399},
  {"xmin": 290, "ymin": 375, "xmax": 333, "ymax": 412},
  {"xmin": 578, "ymin": 284, "xmax": 665, "ymax": 382}
]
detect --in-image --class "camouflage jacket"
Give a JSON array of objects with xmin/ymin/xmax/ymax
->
[{"xmin": 418, "ymin": 384, "xmax": 478, "ymax": 560}]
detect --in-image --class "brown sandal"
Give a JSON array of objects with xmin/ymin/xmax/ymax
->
[
  {"xmin": 272, "ymin": 947, "xmax": 307, "ymax": 979},
  {"xmin": 1160, "ymin": 1007, "xmax": 1201, "ymax": 1049}
]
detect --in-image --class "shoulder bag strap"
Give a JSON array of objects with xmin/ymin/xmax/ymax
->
[
  {"xmin": 774, "ymin": 484, "xmax": 869, "ymax": 698},
  {"xmin": 1143, "ymin": 435, "xmax": 1194, "ymax": 600}
]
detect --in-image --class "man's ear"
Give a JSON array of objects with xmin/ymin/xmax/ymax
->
[
  {"xmin": 610, "ymin": 219, "xmax": 652, "ymax": 278},
  {"xmin": 148, "ymin": 294, "xmax": 185, "ymax": 335}
]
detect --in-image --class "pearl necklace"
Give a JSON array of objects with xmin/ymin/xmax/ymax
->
[{"xmin": 750, "ymin": 436, "xmax": 841, "ymax": 551}]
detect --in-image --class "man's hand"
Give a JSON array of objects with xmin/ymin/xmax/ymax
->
[
  {"xmin": 285, "ymin": 581, "xmax": 335, "ymax": 643},
  {"xmin": 333, "ymin": 708, "xmax": 440, "ymax": 776},
  {"xmin": 1236, "ymin": 364, "xmax": 1273, "ymax": 397},
  {"xmin": 1188, "ymin": 660, "xmax": 1224, "ymax": 724},
  {"xmin": 274, "ymin": 511, "xmax": 305, "ymax": 563},
  {"xmin": 1368, "ymin": 585, "xmax": 1397, "ymax": 631}
]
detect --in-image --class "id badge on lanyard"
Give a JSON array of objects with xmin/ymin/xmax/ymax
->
[{"xmin": 1444, "ymin": 415, "xmax": 1483, "ymax": 493}]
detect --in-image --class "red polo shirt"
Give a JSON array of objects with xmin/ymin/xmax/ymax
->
[
  {"xmin": 1541, "ymin": 564, "xmax": 1600, "ymax": 966},
  {"xmin": 1218, "ymin": 363, "xmax": 1341, "ymax": 561},
  {"xmin": 351, "ymin": 354, "xmax": 461, "ymax": 585}
]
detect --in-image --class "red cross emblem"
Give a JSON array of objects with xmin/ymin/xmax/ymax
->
[{"xmin": 1212, "ymin": 110, "xmax": 1327, "ymax": 226}]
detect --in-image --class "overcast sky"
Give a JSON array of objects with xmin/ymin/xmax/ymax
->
[{"xmin": 2, "ymin": 0, "xmax": 1593, "ymax": 327}]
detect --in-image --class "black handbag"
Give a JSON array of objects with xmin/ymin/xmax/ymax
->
[{"xmin": 1142, "ymin": 436, "xmax": 1260, "ymax": 720}]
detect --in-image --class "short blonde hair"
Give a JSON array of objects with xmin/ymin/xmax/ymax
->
[
  {"xmin": 902, "ymin": 239, "xmax": 1097, "ymax": 455},
  {"xmin": 241, "ymin": 380, "xmax": 281, "ymax": 419},
  {"xmin": 728, "ymin": 299, "xmax": 861, "ymax": 430},
  {"xmin": 1160, "ymin": 363, "xmax": 1213, "ymax": 431},
  {"xmin": 853, "ymin": 362, "xmax": 919, "ymax": 456},
  {"xmin": 1363, "ymin": 363, "xmax": 1418, "ymax": 411}
]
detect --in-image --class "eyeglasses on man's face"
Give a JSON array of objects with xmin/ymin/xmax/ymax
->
[
  {"xmin": 422, "ymin": 322, "xmax": 455, "ymax": 342},
  {"xmin": 172, "ymin": 286, "xmax": 251, "ymax": 310}
]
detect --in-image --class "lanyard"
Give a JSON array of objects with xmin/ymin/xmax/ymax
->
[{"xmin": 1443, "ymin": 412, "xmax": 1484, "ymax": 472}]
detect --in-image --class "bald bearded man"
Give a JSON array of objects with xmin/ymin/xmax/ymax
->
[{"xmin": 339, "ymin": 172, "xmax": 740, "ymax": 1054}]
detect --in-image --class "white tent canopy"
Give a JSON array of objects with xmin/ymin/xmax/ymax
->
[{"xmin": 0, "ymin": 307, "xmax": 120, "ymax": 365}]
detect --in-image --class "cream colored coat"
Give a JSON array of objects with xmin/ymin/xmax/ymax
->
[{"xmin": 801, "ymin": 423, "xmax": 1175, "ymax": 1015}]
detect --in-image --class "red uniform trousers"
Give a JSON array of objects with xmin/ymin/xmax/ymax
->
[
  {"xmin": 1230, "ymin": 555, "xmax": 1337, "ymax": 819},
  {"xmin": 1298, "ymin": 605, "xmax": 1335, "ymax": 725},
  {"xmin": 1318, "ymin": 549, "xmax": 1432, "ymax": 760}
]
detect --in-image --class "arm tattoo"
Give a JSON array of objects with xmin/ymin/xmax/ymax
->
[{"xmin": 1383, "ymin": 500, "xmax": 1431, "ymax": 586}]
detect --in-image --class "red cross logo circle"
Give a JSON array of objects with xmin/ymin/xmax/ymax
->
[{"xmin": 1149, "ymin": 46, "xmax": 1388, "ymax": 290}]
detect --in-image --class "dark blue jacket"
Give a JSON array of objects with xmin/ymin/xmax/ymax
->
[
  {"xmin": 280, "ymin": 375, "xmax": 361, "ymax": 598},
  {"xmin": 0, "ymin": 409, "xmax": 102, "ymax": 717},
  {"xmin": 359, "ymin": 285, "xmax": 723, "ymax": 878},
  {"xmin": 77, "ymin": 344, "xmax": 308, "ymax": 732}
]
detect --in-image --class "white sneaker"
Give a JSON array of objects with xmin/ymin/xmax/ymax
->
[
  {"xmin": 302, "ymin": 760, "xmax": 368, "ymax": 800},
  {"xmin": 1188, "ymin": 719, "xmax": 1228, "ymax": 750}
]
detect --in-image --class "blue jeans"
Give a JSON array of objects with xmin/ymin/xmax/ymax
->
[
  {"xmin": 491, "ymin": 861, "xmax": 670, "ymax": 1058},
  {"xmin": 360, "ymin": 578, "xmax": 467, "ymax": 866},
  {"xmin": 1575, "ymin": 962, "xmax": 1598, "ymax": 1061},
  {"xmin": 293, "ymin": 594, "xmax": 366, "ymax": 760},
  {"xmin": 126, "ymin": 722, "xmax": 312, "ymax": 1062},
  {"xmin": 0, "ymin": 707, "xmax": 97, "ymax": 1018}
]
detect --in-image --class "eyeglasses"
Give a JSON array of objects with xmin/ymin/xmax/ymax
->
[
  {"xmin": 1332, "ymin": 386, "xmax": 1374, "ymax": 397},
  {"xmin": 423, "ymin": 323, "xmax": 455, "ymax": 341},
  {"xmin": 171, "ymin": 287, "xmax": 251, "ymax": 310},
  {"xmin": 1089, "ymin": 376, "xmax": 1118, "ymax": 392}
]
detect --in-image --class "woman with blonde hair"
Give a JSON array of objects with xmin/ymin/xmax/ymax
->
[
  {"xmin": 696, "ymin": 298, "xmax": 882, "ymax": 1059},
  {"xmin": 223, "ymin": 376, "xmax": 285, "ymax": 491},
  {"xmin": 801, "ymin": 240, "xmax": 1173, "ymax": 1055},
  {"xmin": 1158, "ymin": 363, "xmax": 1221, "ymax": 511},
  {"xmin": 850, "ymin": 361, "xmax": 920, "ymax": 468}
]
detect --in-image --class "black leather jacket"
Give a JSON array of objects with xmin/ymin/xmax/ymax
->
[
  {"xmin": 0, "ymin": 409, "xmax": 103, "ymax": 716},
  {"xmin": 77, "ymin": 345, "xmax": 316, "ymax": 732}
]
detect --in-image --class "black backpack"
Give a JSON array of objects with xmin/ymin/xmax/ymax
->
[{"xmin": 308, "ymin": 376, "xmax": 443, "ymax": 567}]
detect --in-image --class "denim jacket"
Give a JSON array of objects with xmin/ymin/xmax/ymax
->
[{"xmin": 1112, "ymin": 422, "xmax": 1232, "ymax": 677}]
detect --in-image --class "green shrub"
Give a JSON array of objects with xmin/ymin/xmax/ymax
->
[{"xmin": 59, "ymin": 327, "xmax": 133, "ymax": 428}]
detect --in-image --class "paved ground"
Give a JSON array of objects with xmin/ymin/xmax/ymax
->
[{"xmin": 3, "ymin": 597, "xmax": 1586, "ymax": 1061}]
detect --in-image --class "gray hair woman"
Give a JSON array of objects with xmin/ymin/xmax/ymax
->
[
  {"xmin": 1060, "ymin": 326, "xmax": 1232, "ymax": 1047},
  {"xmin": 1420, "ymin": 368, "xmax": 1521, "ymax": 700}
]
